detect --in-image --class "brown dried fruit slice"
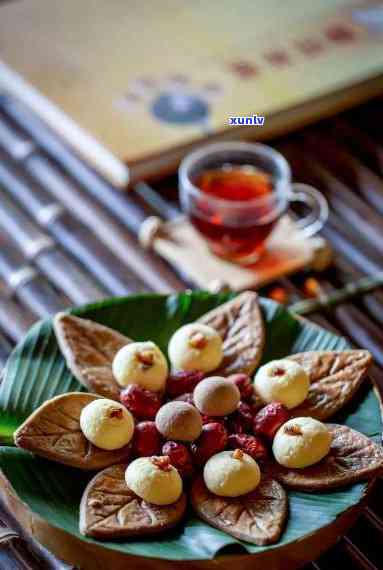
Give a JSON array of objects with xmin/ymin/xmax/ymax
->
[
  {"xmin": 198, "ymin": 291, "xmax": 265, "ymax": 376},
  {"xmin": 288, "ymin": 350, "xmax": 372, "ymax": 421},
  {"xmin": 191, "ymin": 476, "xmax": 288, "ymax": 545},
  {"xmin": 54, "ymin": 312, "xmax": 132, "ymax": 400},
  {"xmin": 80, "ymin": 464, "xmax": 187, "ymax": 539},
  {"xmin": 14, "ymin": 393, "xmax": 131, "ymax": 470},
  {"xmin": 268, "ymin": 424, "xmax": 383, "ymax": 491}
]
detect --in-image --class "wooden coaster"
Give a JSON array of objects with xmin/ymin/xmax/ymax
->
[{"xmin": 151, "ymin": 216, "xmax": 332, "ymax": 291}]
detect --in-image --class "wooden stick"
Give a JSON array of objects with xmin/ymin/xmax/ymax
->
[
  {"xmin": 333, "ymin": 258, "xmax": 383, "ymax": 328},
  {"xmin": 290, "ymin": 274, "xmax": 383, "ymax": 316}
]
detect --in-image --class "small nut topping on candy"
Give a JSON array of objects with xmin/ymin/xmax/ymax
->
[
  {"xmin": 109, "ymin": 407, "xmax": 123, "ymax": 419},
  {"xmin": 284, "ymin": 424, "xmax": 303, "ymax": 436},
  {"xmin": 151, "ymin": 455, "xmax": 172, "ymax": 471},
  {"xmin": 136, "ymin": 350, "xmax": 155, "ymax": 368},
  {"xmin": 189, "ymin": 332, "xmax": 208, "ymax": 350},
  {"xmin": 232, "ymin": 448, "xmax": 244, "ymax": 460},
  {"xmin": 272, "ymin": 367, "xmax": 286, "ymax": 377}
]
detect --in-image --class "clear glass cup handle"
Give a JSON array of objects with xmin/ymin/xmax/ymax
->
[{"xmin": 287, "ymin": 183, "xmax": 329, "ymax": 238}]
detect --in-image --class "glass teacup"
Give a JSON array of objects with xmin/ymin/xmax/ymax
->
[{"xmin": 179, "ymin": 142, "xmax": 328, "ymax": 265}]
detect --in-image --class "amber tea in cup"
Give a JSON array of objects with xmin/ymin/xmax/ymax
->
[
  {"xmin": 191, "ymin": 165, "xmax": 276, "ymax": 262},
  {"xmin": 179, "ymin": 142, "xmax": 328, "ymax": 264}
]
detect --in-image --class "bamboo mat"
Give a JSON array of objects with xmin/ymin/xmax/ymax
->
[{"xmin": 0, "ymin": 92, "xmax": 383, "ymax": 570}]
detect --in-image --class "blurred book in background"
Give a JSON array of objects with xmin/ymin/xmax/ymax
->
[{"xmin": 1, "ymin": 0, "xmax": 383, "ymax": 186}]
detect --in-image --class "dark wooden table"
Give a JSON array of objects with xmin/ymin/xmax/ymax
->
[{"xmin": 0, "ymin": 92, "xmax": 382, "ymax": 569}]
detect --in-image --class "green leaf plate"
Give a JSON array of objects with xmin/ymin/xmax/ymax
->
[{"xmin": 0, "ymin": 292, "xmax": 381, "ymax": 561}]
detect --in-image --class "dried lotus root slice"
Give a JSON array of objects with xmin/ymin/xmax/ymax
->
[
  {"xmin": 198, "ymin": 291, "xmax": 265, "ymax": 376},
  {"xmin": 14, "ymin": 393, "xmax": 131, "ymax": 470},
  {"xmin": 54, "ymin": 312, "xmax": 132, "ymax": 400},
  {"xmin": 80, "ymin": 464, "xmax": 187, "ymax": 539},
  {"xmin": 268, "ymin": 424, "xmax": 383, "ymax": 491},
  {"xmin": 191, "ymin": 475, "xmax": 288, "ymax": 545},
  {"xmin": 287, "ymin": 350, "xmax": 372, "ymax": 421}
]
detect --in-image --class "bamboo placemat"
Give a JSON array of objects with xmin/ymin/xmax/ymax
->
[{"xmin": 0, "ymin": 93, "xmax": 382, "ymax": 570}]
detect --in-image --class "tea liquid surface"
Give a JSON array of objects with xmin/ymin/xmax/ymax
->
[{"xmin": 191, "ymin": 165, "xmax": 279, "ymax": 262}]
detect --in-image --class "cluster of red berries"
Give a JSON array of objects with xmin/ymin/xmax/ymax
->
[{"xmin": 120, "ymin": 370, "xmax": 289, "ymax": 479}]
